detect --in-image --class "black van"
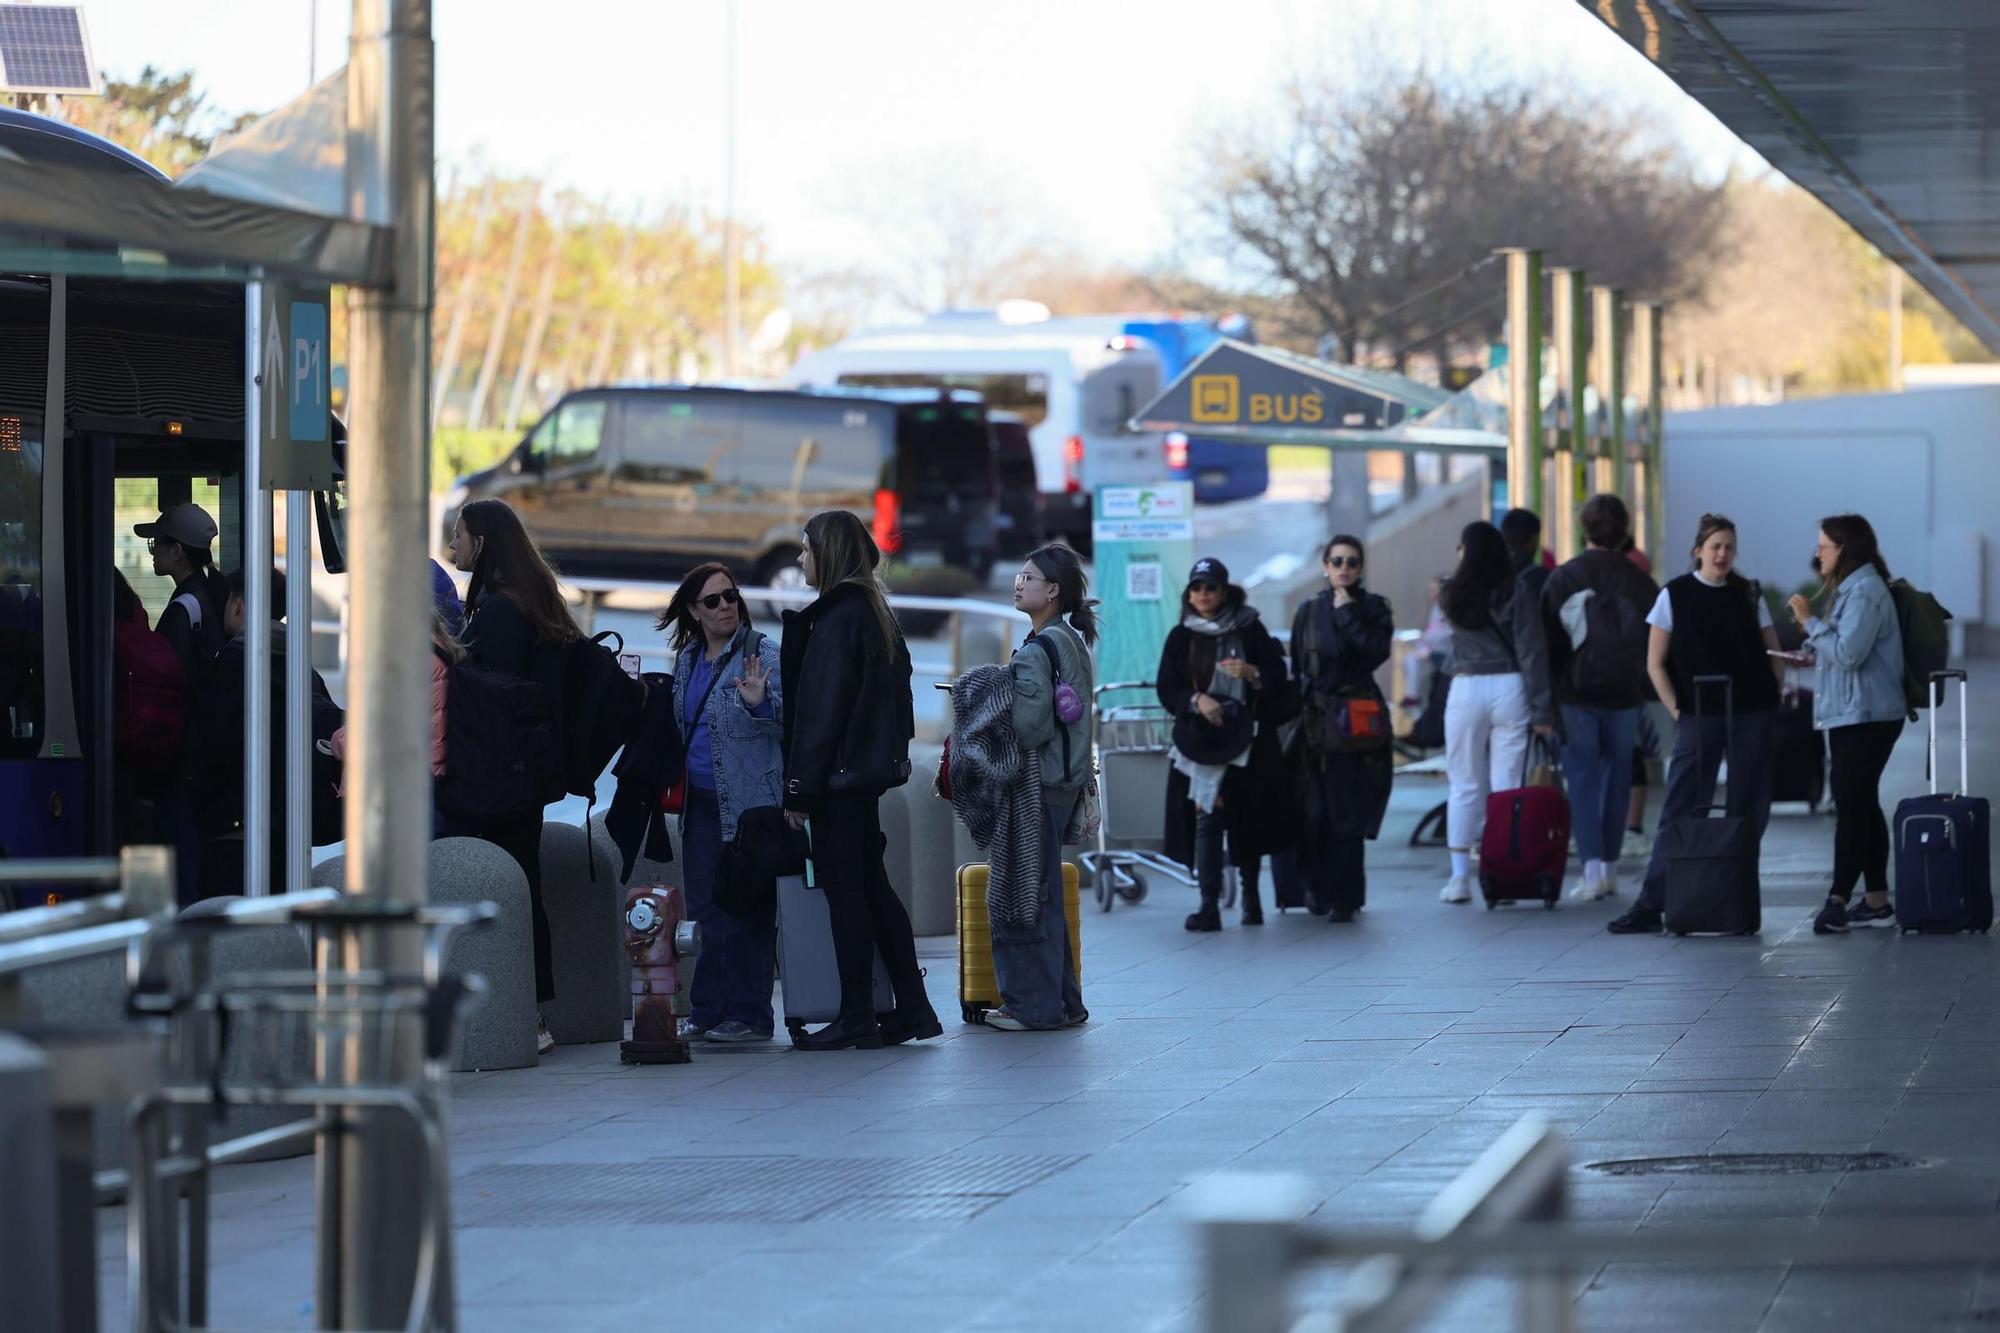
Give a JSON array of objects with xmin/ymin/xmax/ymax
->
[{"xmin": 444, "ymin": 385, "xmax": 999, "ymax": 586}]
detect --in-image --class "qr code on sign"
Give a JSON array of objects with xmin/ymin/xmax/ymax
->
[{"xmin": 1126, "ymin": 560, "xmax": 1163, "ymax": 603}]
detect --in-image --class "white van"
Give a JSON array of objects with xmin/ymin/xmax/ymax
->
[{"xmin": 789, "ymin": 307, "xmax": 1166, "ymax": 552}]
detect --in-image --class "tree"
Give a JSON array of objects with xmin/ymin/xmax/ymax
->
[
  {"xmin": 62, "ymin": 66, "xmax": 254, "ymax": 175},
  {"xmin": 1186, "ymin": 71, "xmax": 1726, "ymax": 368}
]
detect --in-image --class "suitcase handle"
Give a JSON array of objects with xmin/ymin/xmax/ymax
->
[
  {"xmin": 1517, "ymin": 733, "xmax": 1561, "ymax": 788},
  {"xmin": 1690, "ymin": 675, "xmax": 1734, "ymax": 818},
  {"xmin": 1929, "ymin": 670, "xmax": 1970, "ymax": 798}
]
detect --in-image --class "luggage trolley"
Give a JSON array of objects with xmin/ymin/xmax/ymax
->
[
  {"xmin": 1078, "ymin": 680, "xmax": 1199, "ymax": 912},
  {"xmin": 122, "ymin": 897, "xmax": 496, "ymax": 1333}
]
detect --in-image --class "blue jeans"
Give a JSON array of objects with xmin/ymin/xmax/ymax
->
[
  {"xmin": 992, "ymin": 791, "xmax": 1084, "ymax": 1030},
  {"xmin": 1559, "ymin": 705, "xmax": 1640, "ymax": 864},
  {"xmin": 682, "ymin": 785, "xmax": 775, "ymax": 1033}
]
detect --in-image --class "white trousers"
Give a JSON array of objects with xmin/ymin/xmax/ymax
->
[{"xmin": 1444, "ymin": 671, "xmax": 1532, "ymax": 851}]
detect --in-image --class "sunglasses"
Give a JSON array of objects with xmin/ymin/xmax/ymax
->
[
  {"xmin": 1326, "ymin": 556, "xmax": 1362, "ymax": 570},
  {"xmin": 1189, "ymin": 581, "xmax": 1221, "ymax": 594},
  {"xmin": 698, "ymin": 588, "xmax": 741, "ymax": 610}
]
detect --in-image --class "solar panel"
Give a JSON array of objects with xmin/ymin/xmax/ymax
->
[{"xmin": 0, "ymin": 4, "xmax": 101, "ymax": 96}]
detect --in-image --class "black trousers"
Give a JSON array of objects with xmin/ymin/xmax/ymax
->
[
  {"xmin": 1829, "ymin": 720, "xmax": 1902, "ymax": 901},
  {"xmin": 1310, "ymin": 836, "xmax": 1366, "ymax": 913},
  {"xmin": 446, "ymin": 814, "xmax": 553, "ymax": 1005},
  {"xmin": 813, "ymin": 791, "xmax": 926, "ymax": 1023}
]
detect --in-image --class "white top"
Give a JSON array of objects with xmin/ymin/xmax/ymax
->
[{"xmin": 1645, "ymin": 571, "xmax": 1774, "ymax": 634}]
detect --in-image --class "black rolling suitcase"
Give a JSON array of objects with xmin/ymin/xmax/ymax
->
[
  {"xmin": 1661, "ymin": 676, "xmax": 1761, "ymax": 936},
  {"xmin": 1894, "ymin": 670, "xmax": 1993, "ymax": 934},
  {"xmin": 1771, "ymin": 689, "xmax": 1825, "ymax": 810}
]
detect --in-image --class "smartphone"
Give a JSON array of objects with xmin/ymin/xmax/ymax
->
[
  {"xmin": 618, "ymin": 652, "xmax": 643, "ymax": 680},
  {"xmin": 1767, "ymin": 649, "xmax": 1813, "ymax": 666}
]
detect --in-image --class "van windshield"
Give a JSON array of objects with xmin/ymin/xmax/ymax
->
[
  {"xmin": 840, "ymin": 372, "xmax": 1048, "ymax": 430},
  {"xmin": 896, "ymin": 401, "xmax": 992, "ymax": 498}
]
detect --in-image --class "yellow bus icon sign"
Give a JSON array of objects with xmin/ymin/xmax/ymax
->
[{"xmin": 1191, "ymin": 374, "xmax": 1239, "ymax": 424}]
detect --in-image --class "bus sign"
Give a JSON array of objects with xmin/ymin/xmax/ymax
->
[{"xmin": 258, "ymin": 281, "xmax": 334, "ymax": 489}]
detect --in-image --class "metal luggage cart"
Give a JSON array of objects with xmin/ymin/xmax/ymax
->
[
  {"xmin": 122, "ymin": 896, "xmax": 496, "ymax": 1333},
  {"xmin": 1078, "ymin": 681, "xmax": 1199, "ymax": 912}
]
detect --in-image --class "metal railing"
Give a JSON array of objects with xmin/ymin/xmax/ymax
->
[{"xmin": 1190, "ymin": 1116, "xmax": 2000, "ymax": 1332}]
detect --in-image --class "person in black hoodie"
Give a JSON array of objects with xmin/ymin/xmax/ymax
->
[
  {"xmin": 449, "ymin": 497, "xmax": 580, "ymax": 1054},
  {"xmin": 780, "ymin": 509, "xmax": 937, "ymax": 1051},
  {"xmin": 1289, "ymin": 536, "xmax": 1395, "ymax": 923},
  {"xmin": 1158, "ymin": 557, "xmax": 1297, "ymax": 932}
]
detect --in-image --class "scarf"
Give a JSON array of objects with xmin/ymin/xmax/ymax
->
[
  {"xmin": 947, "ymin": 664, "xmax": 1044, "ymax": 930},
  {"xmin": 1183, "ymin": 602, "xmax": 1260, "ymax": 705}
]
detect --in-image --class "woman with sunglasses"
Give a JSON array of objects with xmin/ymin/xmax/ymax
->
[
  {"xmin": 1289, "ymin": 536, "xmax": 1395, "ymax": 923},
  {"xmin": 1158, "ymin": 557, "xmax": 1297, "ymax": 932},
  {"xmin": 657, "ymin": 563, "xmax": 784, "ymax": 1042}
]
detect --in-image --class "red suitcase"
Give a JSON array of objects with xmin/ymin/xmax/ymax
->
[{"xmin": 1478, "ymin": 743, "xmax": 1569, "ymax": 910}]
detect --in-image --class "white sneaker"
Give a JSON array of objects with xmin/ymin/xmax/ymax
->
[
  {"xmin": 1622, "ymin": 828, "xmax": 1652, "ymax": 859},
  {"xmin": 1600, "ymin": 863, "xmax": 1621, "ymax": 898},
  {"xmin": 1440, "ymin": 876, "xmax": 1473, "ymax": 904},
  {"xmin": 536, "ymin": 1017, "xmax": 556, "ymax": 1055}
]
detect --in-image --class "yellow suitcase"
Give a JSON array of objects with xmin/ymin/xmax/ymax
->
[{"xmin": 956, "ymin": 861, "xmax": 1082, "ymax": 1025}]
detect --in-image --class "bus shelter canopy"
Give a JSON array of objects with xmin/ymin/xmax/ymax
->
[{"xmin": 1130, "ymin": 338, "xmax": 1506, "ymax": 454}]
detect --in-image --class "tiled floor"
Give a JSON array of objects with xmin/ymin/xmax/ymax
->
[{"xmin": 95, "ymin": 681, "xmax": 2000, "ymax": 1330}]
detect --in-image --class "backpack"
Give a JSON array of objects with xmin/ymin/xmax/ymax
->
[
  {"xmin": 435, "ymin": 657, "xmax": 563, "ymax": 824},
  {"xmin": 1559, "ymin": 587, "xmax": 1648, "ymax": 703},
  {"xmin": 112, "ymin": 615, "xmax": 186, "ymax": 780},
  {"xmin": 555, "ymin": 630, "xmax": 647, "ymax": 801},
  {"xmin": 1889, "ymin": 578, "xmax": 1952, "ymax": 716}
]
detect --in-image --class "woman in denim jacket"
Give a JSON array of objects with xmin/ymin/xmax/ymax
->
[
  {"xmin": 1785, "ymin": 514, "xmax": 1905, "ymax": 934},
  {"xmin": 660, "ymin": 562, "xmax": 785, "ymax": 1040}
]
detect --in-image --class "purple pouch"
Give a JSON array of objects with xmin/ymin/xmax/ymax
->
[{"xmin": 1054, "ymin": 681, "xmax": 1085, "ymax": 725}]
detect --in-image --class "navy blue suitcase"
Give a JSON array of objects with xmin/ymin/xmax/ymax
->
[{"xmin": 1894, "ymin": 671, "xmax": 1993, "ymax": 934}]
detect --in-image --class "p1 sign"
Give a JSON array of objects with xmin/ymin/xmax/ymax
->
[
  {"xmin": 258, "ymin": 281, "xmax": 335, "ymax": 490},
  {"xmin": 289, "ymin": 300, "xmax": 328, "ymax": 443}
]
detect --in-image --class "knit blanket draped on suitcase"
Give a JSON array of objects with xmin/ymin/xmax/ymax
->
[{"xmin": 948, "ymin": 665, "xmax": 1045, "ymax": 929}]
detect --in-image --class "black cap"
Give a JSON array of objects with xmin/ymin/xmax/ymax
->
[{"xmin": 1188, "ymin": 557, "xmax": 1229, "ymax": 587}]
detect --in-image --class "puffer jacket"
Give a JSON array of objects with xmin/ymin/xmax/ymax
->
[
  {"xmin": 1805, "ymin": 564, "xmax": 1906, "ymax": 729},
  {"xmin": 672, "ymin": 624, "xmax": 784, "ymax": 842},
  {"xmin": 1444, "ymin": 571, "xmax": 1556, "ymax": 727},
  {"xmin": 1010, "ymin": 618, "xmax": 1095, "ymax": 793},
  {"xmin": 780, "ymin": 582, "xmax": 915, "ymax": 812}
]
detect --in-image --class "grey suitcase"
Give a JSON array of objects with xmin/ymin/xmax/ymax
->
[{"xmin": 776, "ymin": 866, "xmax": 894, "ymax": 1041}]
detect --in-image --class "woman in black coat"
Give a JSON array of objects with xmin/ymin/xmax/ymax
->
[
  {"xmin": 1289, "ymin": 535, "xmax": 1395, "ymax": 922},
  {"xmin": 1158, "ymin": 557, "xmax": 1298, "ymax": 932}
]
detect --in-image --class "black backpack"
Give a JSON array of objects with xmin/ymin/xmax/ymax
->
[
  {"xmin": 435, "ymin": 656, "xmax": 563, "ymax": 824},
  {"xmin": 1562, "ymin": 588, "xmax": 1649, "ymax": 702},
  {"xmin": 553, "ymin": 630, "xmax": 647, "ymax": 801}
]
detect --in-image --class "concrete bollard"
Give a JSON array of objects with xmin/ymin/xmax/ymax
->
[
  {"xmin": 316, "ymin": 838, "xmax": 539, "ymax": 1072},
  {"xmin": 904, "ymin": 790, "xmax": 964, "ymax": 938},
  {"xmin": 537, "ymin": 822, "xmax": 627, "ymax": 1045},
  {"xmin": 879, "ymin": 783, "xmax": 919, "ymax": 919},
  {"xmin": 0, "ymin": 1035, "xmax": 59, "ymax": 1331}
]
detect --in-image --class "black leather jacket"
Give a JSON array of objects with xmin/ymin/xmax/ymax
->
[{"xmin": 780, "ymin": 582, "xmax": 914, "ymax": 812}]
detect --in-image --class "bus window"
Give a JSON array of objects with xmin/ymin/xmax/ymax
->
[
  {"xmin": 0, "ymin": 408, "xmax": 43, "ymax": 760},
  {"xmin": 838, "ymin": 372, "xmax": 1050, "ymax": 430},
  {"xmin": 114, "ymin": 476, "xmax": 227, "ymax": 619}
]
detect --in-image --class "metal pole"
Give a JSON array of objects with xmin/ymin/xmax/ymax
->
[
  {"xmin": 287, "ymin": 488, "xmax": 312, "ymax": 893},
  {"xmin": 1629, "ymin": 302, "xmax": 1663, "ymax": 558},
  {"xmin": 1888, "ymin": 265, "xmax": 1904, "ymax": 392},
  {"xmin": 1589, "ymin": 285, "xmax": 1624, "ymax": 502},
  {"xmin": 723, "ymin": 0, "xmax": 741, "ymax": 377},
  {"xmin": 1549, "ymin": 268, "xmax": 1587, "ymax": 560},
  {"xmin": 1500, "ymin": 248, "xmax": 1543, "ymax": 516},
  {"xmin": 339, "ymin": 0, "xmax": 438, "ymax": 1327},
  {"xmin": 245, "ymin": 285, "xmax": 273, "ymax": 898}
]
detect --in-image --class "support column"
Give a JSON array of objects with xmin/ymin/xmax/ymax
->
[
  {"xmin": 1630, "ymin": 301, "xmax": 1664, "ymax": 558},
  {"xmin": 1501, "ymin": 248, "xmax": 1543, "ymax": 516},
  {"xmin": 244, "ymin": 286, "xmax": 273, "ymax": 897},
  {"xmin": 336, "ymin": 1, "xmax": 438, "ymax": 1328},
  {"xmin": 1550, "ymin": 267, "xmax": 1587, "ymax": 560},
  {"xmin": 1589, "ymin": 284, "xmax": 1624, "ymax": 501}
]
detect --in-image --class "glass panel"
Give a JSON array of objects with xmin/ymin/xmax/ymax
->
[
  {"xmin": 0, "ymin": 403, "xmax": 44, "ymax": 760},
  {"xmin": 551, "ymin": 397, "xmax": 606, "ymax": 465},
  {"xmin": 619, "ymin": 395, "xmax": 732, "ymax": 484}
]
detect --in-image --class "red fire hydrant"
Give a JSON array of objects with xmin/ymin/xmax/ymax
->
[{"xmin": 620, "ymin": 884, "xmax": 701, "ymax": 1064}]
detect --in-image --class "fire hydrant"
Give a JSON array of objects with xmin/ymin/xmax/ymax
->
[{"xmin": 620, "ymin": 885, "xmax": 701, "ymax": 1064}]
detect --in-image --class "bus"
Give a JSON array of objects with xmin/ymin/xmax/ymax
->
[
  {"xmin": 789, "ymin": 307, "xmax": 1167, "ymax": 554},
  {"xmin": 0, "ymin": 109, "xmax": 344, "ymax": 901}
]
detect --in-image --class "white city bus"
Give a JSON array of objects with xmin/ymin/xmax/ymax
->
[{"xmin": 789, "ymin": 306, "xmax": 1166, "ymax": 553}]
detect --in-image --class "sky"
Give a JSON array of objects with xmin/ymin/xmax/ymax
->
[{"xmin": 77, "ymin": 0, "xmax": 1763, "ymax": 286}]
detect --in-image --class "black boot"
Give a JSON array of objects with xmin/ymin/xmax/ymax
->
[
  {"xmin": 880, "ymin": 1004, "xmax": 943, "ymax": 1045},
  {"xmin": 792, "ymin": 1013, "xmax": 885, "ymax": 1051},
  {"xmin": 1184, "ymin": 897, "xmax": 1222, "ymax": 932},
  {"xmin": 1240, "ymin": 882, "xmax": 1264, "ymax": 926}
]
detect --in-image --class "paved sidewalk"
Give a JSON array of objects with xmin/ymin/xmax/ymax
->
[{"xmin": 98, "ymin": 684, "xmax": 2000, "ymax": 1331}]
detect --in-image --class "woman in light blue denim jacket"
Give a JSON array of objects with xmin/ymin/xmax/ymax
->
[
  {"xmin": 1785, "ymin": 514, "xmax": 1905, "ymax": 934},
  {"xmin": 660, "ymin": 563, "xmax": 785, "ymax": 1041}
]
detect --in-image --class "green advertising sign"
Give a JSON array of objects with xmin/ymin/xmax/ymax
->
[{"xmin": 1092, "ymin": 483, "xmax": 1195, "ymax": 703}]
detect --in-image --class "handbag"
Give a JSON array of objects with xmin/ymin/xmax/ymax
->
[
  {"xmin": 659, "ymin": 771, "xmax": 688, "ymax": 815},
  {"xmin": 1063, "ymin": 770, "xmax": 1102, "ymax": 846},
  {"xmin": 1298, "ymin": 597, "xmax": 1392, "ymax": 755}
]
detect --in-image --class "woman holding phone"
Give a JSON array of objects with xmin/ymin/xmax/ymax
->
[{"xmin": 1609, "ymin": 514, "xmax": 1786, "ymax": 934}]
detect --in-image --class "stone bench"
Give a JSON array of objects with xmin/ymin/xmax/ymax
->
[{"xmin": 313, "ymin": 837, "xmax": 538, "ymax": 1072}]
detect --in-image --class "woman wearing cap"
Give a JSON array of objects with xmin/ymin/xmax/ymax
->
[
  {"xmin": 136, "ymin": 502, "xmax": 228, "ymax": 686},
  {"xmin": 1290, "ymin": 535, "xmax": 1395, "ymax": 923},
  {"xmin": 1158, "ymin": 557, "xmax": 1297, "ymax": 932}
]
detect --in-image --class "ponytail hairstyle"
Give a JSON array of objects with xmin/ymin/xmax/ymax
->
[
  {"xmin": 1320, "ymin": 533, "xmax": 1368, "ymax": 592},
  {"xmin": 1025, "ymin": 541, "xmax": 1099, "ymax": 646},
  {"xmin": 1690, "ymin": 512, "xmax": 1736, "ymax": 567},
  {"xmin": 1818, "ymin": 513, "xmax": 1892, "ymax": 589},
  {"xmin": 1441, "ymin": 521, "xmax": 1513, "ymax": 629},
  {"xmin": 803, "ymin": 509, "xmax": 897, "ymax": 654},
  {"xmin": 182, "ymin": 541, "xmax": 230, "ymax": 624},
  {"xmin": 459, "ymin": 498, "xmax": 580, "ymax": 645}
]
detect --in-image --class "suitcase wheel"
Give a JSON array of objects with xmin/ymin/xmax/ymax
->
[
  {"xmin": 1485, "ymin": 900, "xmax": 1496, "ymax": 911},
  {"xmin": 961, "ymin": 1004, "xmax": 985, "ymax": 1026},
  {"xmin": 785, "ymin": 1020, "xmax": 805, "ymax": 1041}
]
